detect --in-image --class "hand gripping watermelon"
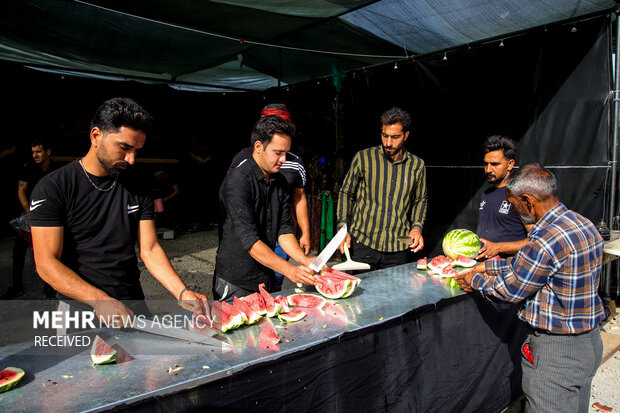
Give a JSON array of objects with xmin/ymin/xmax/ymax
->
[
  {"xmin": 442, "ymin": 229, "xmax": 481, "ymax": 260},
  {"xmin": 278, "ymin": 308, "xmax": 307, "ymax": 323},
  {"xmin": 91, "ymin": 335, "xmax": 118, "ymax": 365},
  {"xmin": 258, "ymin": 283, "xmax": 281, "ymax": 317},
  {"xmin": 0, "ymin": 367, "xmax": 25, "ymax": 393}
]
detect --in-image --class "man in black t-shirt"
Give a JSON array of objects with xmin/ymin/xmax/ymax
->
[
  {"xmin": 30, "ymin": 98, "xmax": 208, "ymax": 323},
  {"xmin": 2, "ymin": 139, "xmax": 55, "ymax": 299},
  {"xmin": 215, "ymin": 116, "xmax": 316, "ymax": 302},
  {"xmin": 476, "ymin": 135, "xmax": 530, "ymax": 259}
]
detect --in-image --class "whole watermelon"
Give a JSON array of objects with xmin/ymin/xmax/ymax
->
[{"xmin": 442, "ymin": 229, "xmax": 481, "ymax": 260}]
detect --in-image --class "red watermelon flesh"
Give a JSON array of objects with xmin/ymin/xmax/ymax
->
[
  {"xmin": 233, "ymin": 296, "xmax": 262, "ymax": 324},
  {"xmin": 287, "ymin": 294, "xmax": 327, "ymax": 309},
  {"xmin": 417, "ymin": 257, "xmax": 427, "ymax": 269},
  {"xmin": 428, "ymin": 255, "xmax": 453, "ymax": 273},
  {"xmin": 258, "ymin": 283, "xmax": 280, "ymax": 317},
  {"xmin": 321, "ymin": 269, "xmax": 361, "ymax": 297},
  {"xmin": 211, "ymin": 301, "xmax": 239, "ymax": 333},
  {"xmin": 258, "ymin": 320, "xmax": 280, "ymax": 350},
  {"xmin": 240, "ymin": 292, "xmax": 267, "ymax": 315},
  {"xmin": 453, "ymin": 255, "xmax": 476, "ymax": 267},
  {"xmin": 274, "ymin": 295, "xmax": 290, "ymax": 313},
  {"xmin": 440, "ymin": 265, "xmax": 457, "ymax": 278},
  {"xmin": 315, "ymin": 276, "xmax": 351, "ymax": 299},
  {"xmin": 488, "ymin": 255, "xmax": 501, "ymax": 261},
  {"xmin": 222, "ymin": 300, "xmax": 247, "ymax": 325}
]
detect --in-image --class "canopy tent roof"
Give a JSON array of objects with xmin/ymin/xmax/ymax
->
[{"xmin": 0, "ymin": 0, "xmax": 616, "ymax": 92}]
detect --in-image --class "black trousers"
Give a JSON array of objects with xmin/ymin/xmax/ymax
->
[{"xmin": 350, "ymin": 236, "xmax": 414, "ymax": 271}]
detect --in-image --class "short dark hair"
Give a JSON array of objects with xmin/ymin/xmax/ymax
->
[
  {"xmin": 483, "ymin": 135, "xmax": 518, "ymax": 161},
  {"xmin": 250, "ymin": 116, "xmax": 296, "ymax": 146},
  {"xmin": 506, "ymin": 163, "xmax": 557, "ymax": 200},
  {"xmin": 30, "ymin": 138, "xmax": 50, "ymax": 151},
  {"xmin": 380, "ymin": 107, "xmax": 411, "ymax": 132},
  {"xmin": 90, "ymin": 98, "xmax": 153, "ymax": 134}
]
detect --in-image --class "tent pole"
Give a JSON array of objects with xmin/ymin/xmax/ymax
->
[{"xmin": 607, "ymin": 12, "xmax": 620, "ymax": 299}]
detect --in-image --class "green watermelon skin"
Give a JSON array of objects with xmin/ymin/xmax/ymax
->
[
  {"xmin": 0, "ymin": 367, "xmax": 25, "ymax": 393},
  {"xmin": 442, "ymin": 229, "xmax": 481, "ymax": 260}
]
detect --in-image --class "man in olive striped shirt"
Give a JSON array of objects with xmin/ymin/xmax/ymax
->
[{"xmin": 337, "ymin": 107, "xmax": 427, "ymax": 270}]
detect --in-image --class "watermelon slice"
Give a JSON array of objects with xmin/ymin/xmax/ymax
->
[
  {"xmin": 488, "ymin": 255, "xmax": 501, "ymax": 261},
  {"xmin": 91, "ymin": 335, "xmax": 118, "ymax": 365},
  {"xmin": 258, "ymin": 320, "xmax": 280, "ymax": 350},
  {"xmin": 233, "ymin": 296, "xmax": 262, "ymax": 325},
  {"xmin": 274, "ymin": 295, "xmax": 290, "ymax": 313},
  {"xmin": 0, "ymin": 367, "xmax": 25, "ymax": 393},
  {"xmin": 240, "ymin": 292, "xmax": 267, "ymax": 316},
  {"xmin": 440, "ymin": 265, "xmax": 457, "ymax": 278},
  {"xmin": 211, "ymin": 301, "xmax": 242, "ymax": 333},
  {"xmin": 452, "ymin": 254, "xmax": 477, "ymax": 267},
  {"xmin": 287, "ymin": 294, "xmax": 327, "ymax": 309},
  {"xmin": 321, "ymin": 269, "xmax": 361, "ymax": 298},
  {"xmin": 278, "ymin": 308, "xmax": 307, "ymax": 323},
  {"xmin": 427, "ymin": 255, "xmax": 453, "ymax": 273},
  {"xmin": 222, "ymin": 300, "xmax": 248, "ymax": 325},
  {"xmin": 417, "ymin": 257, "xmax": 427, "ymax": 270},
  {"xmin": 258, "ymin": 283, "xmax": 280, "ymax": 317},
  {"xmin": 315, "ymin": 276, "xmax": 351, "ymax": 299}
]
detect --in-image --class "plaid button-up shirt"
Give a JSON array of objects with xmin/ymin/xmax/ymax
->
[{"xmin": 471, "ymin": 202, "xmax": 606, "ymax": 334}]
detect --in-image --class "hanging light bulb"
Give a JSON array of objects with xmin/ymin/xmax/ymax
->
[
  {"xmin": 499, "ymin": 39, "xmax": 505, "ymax": 48},
  {"xmin": 394, "ymin": 61, "xmax": 398, "ymax": 70},
  {"xmin": 442, "ymin": 53, "xmax": 447, "ymax": 61},
  {"xmin": 571, "ymin": 25, "xmax": 577, "ymax": 33}
]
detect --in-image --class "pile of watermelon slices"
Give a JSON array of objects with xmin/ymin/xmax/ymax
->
[
  {"xmin": 207, "ymin": 283, "xmax": 314, "ymax": 333},
  {"xmin": 417, "ymin": 254, "xmax": 479, "ymax": 289},
  {"xmin": 314, "ymin": 268, "xmax": 361, "ymax": 299}
]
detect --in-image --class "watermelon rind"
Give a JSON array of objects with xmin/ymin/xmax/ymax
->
[
  {"xmin": 287, "ymin": 294, "xmax": 327, "ymax": 309},
  {"xmin": 91, "ymin": 335, "xmax": 118, "ymax": 365},
  {"xmin": 316, "ymin": 278, "xmax": 351, "ymax": 299},
  {"xmin": 278, "ymin": 309, "xmax": 307, "ymax": 323},
  {"xmin": 274, "ymin": 296, "xmax": 290, "ymax": 313},
  {"xmin": 442, "ymin": 229, "xmax": 481, "ymax": 260},
  {"xmin": 452, "ymin": 254, "xmax": 477, "ymax": 268},
  {"xmin": 417, "ymin": 258, "xmax": 427, "ymax": 270},
  {"xmin": 0, "ymin": 367, "xmax": 25, "ymax": 393}
]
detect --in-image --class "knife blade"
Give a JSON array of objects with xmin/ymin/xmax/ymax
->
[
  {"xmin": 309, "ymin": 224, "xmax": 348, "ymax": 273},
  {"xmin": 133, "ymin": 318, "xmax": 233, "ymax": 348}
]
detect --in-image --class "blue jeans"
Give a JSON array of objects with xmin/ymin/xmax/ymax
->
[
  {"xmin": 521, "ymin": 327, "xmax": 603, "ymax": 413},
  {"xmin": 273, "ymin": 242, "xmax": 287, "ymax": 292}
]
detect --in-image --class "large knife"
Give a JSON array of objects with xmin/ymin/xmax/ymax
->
[
  {"xmin": 133, "ymin": 318, "xmax": 233, "ymax": 349},
  {"xmin": 309, "ymin": 224, "xmax": 348, "ymax": 273}
]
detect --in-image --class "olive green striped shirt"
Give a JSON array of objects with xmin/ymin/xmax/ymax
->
[{"xmin": 337, "ymin": 146, "xmax": 427, "ymax": 252}]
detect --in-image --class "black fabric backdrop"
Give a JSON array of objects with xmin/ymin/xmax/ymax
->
[{"xmin": 121, "ymin": 294, "xmax": 527, "ymax": 412}]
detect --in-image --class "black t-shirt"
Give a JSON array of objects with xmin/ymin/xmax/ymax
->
[
  {"xmin": 19, "ymin": 162, "xmax": 55, "ymax": 201},
  {"xmin": 216, "ymin": 157, "xmax": 293, "ymax": 291},
  {"xmin": 29, "ymin": 160, "xmax": 154, "ymax": 300},
  {"xmin": 476, "ymin": 186, "xmax": 527, "ymax": 243},
  {"xmin": 229, "ymin": 147, "xmax": 306, "ymax": 190}
]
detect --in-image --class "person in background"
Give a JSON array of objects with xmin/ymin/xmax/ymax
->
[
  {"xmin": 152, "ymin": 167, "xmax": 181, "ymax": 230},
  {"xmin": 456, "ymin": 164, "xmax": 604, "ymax": 413},
  {"xmin": 476, "ymin": 135, "xmax": 530, "ymax": 259},
  {"xmin": 2, "ymin": 139, "xmax": 55, "ymax": 299},
  {"xmin": 29, "ymin": 98, "xmax": 207, "ymax": 323},
  {"xmin": 229, "ymin": 104, "xmax": 310, "ymax": 291},
  {"xmin": 337, "ymin": 107, "xmax": 427, "ymax": 270},
  {"xmin": 215, "ymin": 115, "xmax": 315, "ymax": 301}
]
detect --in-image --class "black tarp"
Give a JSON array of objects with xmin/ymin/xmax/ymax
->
[{"xmin": 120, "ymin": 294, "xmax": 527, "ymax": 412}]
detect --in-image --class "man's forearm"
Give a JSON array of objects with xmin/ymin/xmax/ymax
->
[
  {"xmin": 278, "ymin": 233, "xmax": 312, "ymax": 266},
  {"xmin": 294, "ymin": 190, "xmax": 310, "ymax": 237},
  {"xmin": 18, "ymin": 181, "xmax": 29, "ymax": 211},
  {"xmin": 496, "ymin": 239, "xmax": 529, "ymax": 255},
  {"xmin": 140, "ymin": 244, "xmax": 187, "ymax": 300},
  {"xmin": 248, "ymin": 240, "xmax": 294, "ymax": 277}
]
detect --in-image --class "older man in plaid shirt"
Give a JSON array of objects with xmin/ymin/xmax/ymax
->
[{"xmin": 457, "ymin": 164, "xmax": 605, "ymax": 413}]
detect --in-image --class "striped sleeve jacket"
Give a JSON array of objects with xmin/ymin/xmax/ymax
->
[
  {"xmin": 471, "ymin": 202, "xmax": 606, "ymax": 334},
  {"xmin": 337, "ymin": 146, "xmax": 427, "ymax": 252}
]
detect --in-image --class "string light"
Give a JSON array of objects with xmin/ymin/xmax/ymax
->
[
  {"xmin": 571, "ymin": 25, "xmax": 577, "ymax": 33},
  {"xmin": 442, "ymin": 53, "xmax": 447, "ymax": 61},
  {"xmin": 499, "ymin": 39, "xmax": 505, "ymax": 48},
  {"xmin": 394, "ymin": 62, "xmax": 398, "ymax": 70}
]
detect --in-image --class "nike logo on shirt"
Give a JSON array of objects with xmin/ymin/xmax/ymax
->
[
  {"xmin": 127, "ymin": 205, "xmax": 140, "ymax": 214},
  {"xmin": 30, "ymin": 199, "xmax": 46, "ymax": 211}
]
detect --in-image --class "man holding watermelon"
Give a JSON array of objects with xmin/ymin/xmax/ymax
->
[
  {"xmin": 29, "ymin": 98, "xmax": 208, "ymax": 325},
  {"xmin": 456, "ymin": 164, "xmax": 604, "ymax": 413},
  {"xmin": 337, "ymin": 107, "xmax": 427, "ymax": 270},
  {"xmin": 476, "ymin": 135, "xmax": 530, "ymax": 259}
]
